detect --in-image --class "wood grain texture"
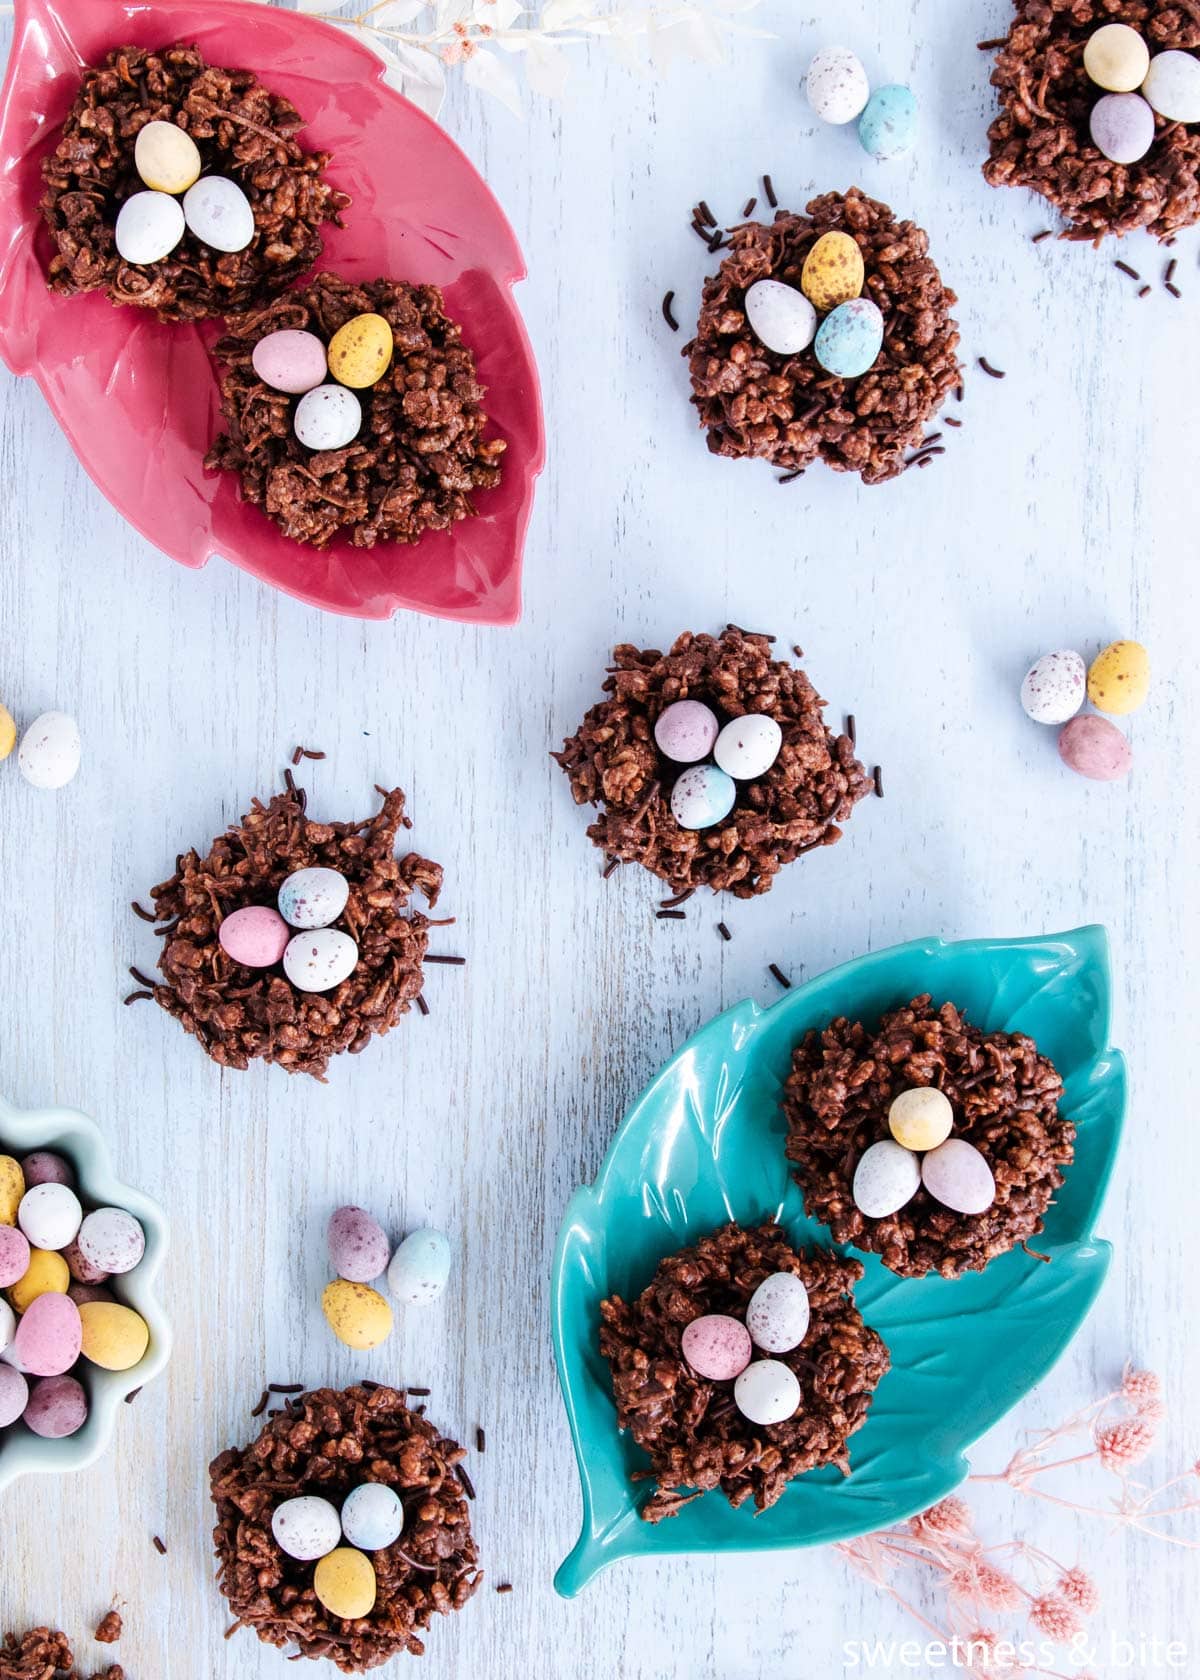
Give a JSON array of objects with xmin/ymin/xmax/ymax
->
[{"xmin": 1, "ymin": 0, "xmax": 1198, "ymax": 1674}]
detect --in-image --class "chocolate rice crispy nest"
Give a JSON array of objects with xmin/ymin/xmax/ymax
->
[
  {"xmin": 205, "ymin": 272, "xmax": 506, "ymax": 549},
  {"xmin": 553, "ymin": 627, "xmax": 872, "ymax": 898},
  {"xmin": 41, "ymin": 44, "xmax": 349, "ymax": 321},
  {"xmin": 599, "ymin": 1221, "xmax": 889, "ymax": 1522},
  {"xmin": 141, "ymin": 781, "xmax": 445, "ymax": 1080},
  {"xmin": 211, "ymin": 1385, "xmax": 481, "ymax": 1671},
  {"xmin": 684, "ymin": 188, "xmax": 961, "ymax": 485},
  {"xmin": 783, "ymin": 997, "xmax": 1076, "ymax": 1280},
  {"xmin": 0, "ymin": 1628, "xmax": 122, "ymax": 1680},
  {"xmin": 983, "ymin": 0, "xmax": 1200, "ymax": 242}
]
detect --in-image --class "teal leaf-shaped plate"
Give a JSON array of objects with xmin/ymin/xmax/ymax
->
[{"xmin": 551, "ymin": 927, "xmax": 1125, "ymax": 1595}]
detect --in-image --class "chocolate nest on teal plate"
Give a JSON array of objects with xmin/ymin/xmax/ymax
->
[{"xmin": 550, "ymin": 927, "xmax": 1125, "ymax": 1594}]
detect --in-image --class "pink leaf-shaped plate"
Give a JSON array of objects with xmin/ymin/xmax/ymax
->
[{"xmin": 0, "ymin": 0, "xmax": 544, "ymax": 623}]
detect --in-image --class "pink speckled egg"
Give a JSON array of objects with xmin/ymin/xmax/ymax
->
[
  {"xmin": 23, "ymin": 1373, "xmax": 88, "ymax": 1438},
  {"xmin": 0, "ymin": 1363, "xmax": 28, "ymax": 1427},
  {"xmin": 14, "ymin": 1291, "xmax": 82, "ymax": 1377},
  {"xmin": 680, "ymin": 1313, "xmax": 753, "ymax": 1381},
  {"xmin": 1058, "ymin": 714, "xmax": 1133, "ymax": 782},
  {"xmin": 0, "ymin": 1224, "xmax": 30, "ymax": 1289},
  {"xmin": 653, "ymin": 700, "xmax": 720, "ymax": 764},
  {"xmin": 219, "ymin": 904, "xmax": 291, "ymax": 968},
  {"xmin": 921, "ymin": 1138, "xmax": 996, "ymax": 1216},
  {"xmin": 20, "ymin": 1151, "xmax": 74, "ymax": 1188},
  {"xmin": 252, "ymin": 329, "xmax": 328, "ymax": 394}
]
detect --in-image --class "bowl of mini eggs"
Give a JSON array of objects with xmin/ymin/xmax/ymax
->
[{"xmin": 0, "ymin": 1094, "xmax": 170, "ymax": 1491}]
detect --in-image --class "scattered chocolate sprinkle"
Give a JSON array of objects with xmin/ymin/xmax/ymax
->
[
  {"xmin": 602, "ymin": 856, "xmax": 621, "ymax": 880},
  {"xmin": 778, "ymin": 468, "xmax": 804, "ymax": 484},
  {"xmin": 955, "ymin": 381, "xmax": 964, "ymax": 401},
  {"xmin": 123, "ymin": 990, "xmax": 153, "ymax": 1006},
  {"xmin": 977, "ymin": 356, "xmax": 1006, "ymax": 379},
  {"xmin": 742, "ymin": 196, "xmax": 757, "ymax": 216},
  {"xmin": 407, "ymin": 1387, "xmax": 431, "ymax": 1397},
  {"xmin": 131, "ymin": 900, "xmax": 156, "ymax": 923},
  {"xmin": 1139, "ymin": 284, "xmax": 1152, "ymax": 297},
  {"xmin": 128, "ymin": 966, "xmax": 155, "ymax": 988},
  {"xmin": 424, "ymin": 953, "xmax": 466, "ymax": 966},
  {"xmin": 1021, "ymin": 1240, "xmax": 1052, "ymax": 1263},
  {"xmin": 763, "ymin": 173, "xmax": 778, "ymax": 208},
  {"xmin": 707, "ymin": 231, "xmax": 724, "ymax": 253},
  {"xmin": 909, "ymin": 445, "xmax": 946, "ymax": 466},
  {"xmin": 873, "ymin": 765, "xmax": 885, "ymax": 798},
  {"xmin": 690, "ymin": 218, "xmax": 711, "ymax": 242},
  {"xmin": 152, "ymin": 1535, "xmax": 167, "ymax": 1556},
  {"xmin": 496, "ymin": 1584, "xmax": 513, "ymax": 1595},
  {"xmin": 661, "ymin": 289, "xmax": 679, "ymax": 331},
  {"xmin": 415, "ymin": 993, "xmax": 430, "ymax": 1016},
  {"xmin": 660, "ymin": 889, "xmax": 695, "ymax": 908},
  {"xmin": 123, "ymin": 1387, "xmax": 141, "ymax": 1404},
  {"xmin": 725, "ymin": 623, "xmax": 775, "ymax": 642},
  {"xmin": 291, "ymin": 746, "xmax": 304, "ymax": 766},
  {"xmin": 250, "ymin": 1389, "xmax": 270, "ymax": 1418},
  {"xmin": 922, "ymin": 432, "xmax": 943, "ymax": 447},
  {"xmin": 1166, "ymin": 258, "xmax": 1178, "ymax": 283},
  {"xmin": 768, "ymin": 963, "xmax": 792, "ymax": 990},
  {"xmin": 268, "ymin": 1382, "xmax": 304, "ymax": 1394},
  {"xmin": 361, "ymin": 1380, "xmax": 381, "ymax": 1392},
  {"xmin": 300, "ymin": 748, "xmax": 327, "ymax": 762},
  {"xmin": 1115, "ymin": 260, "xmax": 1140, "ymax": 279},
  {"xmin": 475, "ymin": 1426, "xmax": 486, "ymax": 1453},
  {"xmin": 976, "ymin": 36, "xmax": 1007, "ymax": 48},
  {"xmin": 1165, "ymin": 281, "xmax": 1182, "ymax": 298},
  {"xmin": 944, "ymin": 415, "xmax": 963, "ymax": 427},
  {"xmin": 697, "ymin": 200, "xmax": 716, "ymax": 228},
  {"xmin": 283, "ymin": 767, "xmax": 297, "ymax": 797},
  {"xmin": 1031, "ymin": 228, "xmax": 1053, "ymax": 242},
  {"xmin": 656, "ymin": 910, "xmax": 687, "ymax": 921},
  {"xmin": 846, "ymin": 714, "xmax": 856, "ymax": 746},
  {"xmin": 457, "ymin": 1465, "xmax": 476, "ymax": 1501},
  {"xmin": 94, "ymin": 1612, "xmax": 122, "ymax": 1646},
  {"xmin": 716, "ymin": 921, "xmax": 732, "ymax": 942}
]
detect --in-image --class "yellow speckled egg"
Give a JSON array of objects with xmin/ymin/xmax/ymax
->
[
  {"xmin": 314, "ymin": 1548, "xmax": 378, "ymax": 1620},
  {"xmin": 134, "ymin": 120, "xmax": 202, "ymax": 195},
  {"xmin": 0, "ymin": 1156, "xmax": 24, "ymax": 1224},
  {"xmin": 888, "ymin": 1086, "xmax": 954, "ymax": 1152},
  {"xmin": 78, "ymin": 1300, "xmax": 150, "ymax": 1370},
  {"xmin": 9, "ymin": 1247, "xmax": 69, "ymax": 1313},
  {"xmin": 0, "ymin": 705, "xmax": 16, "ymax": 762},
  {"xmin": 321, "ymin": 1279, "xmax": 393, "ymax": 1349},
  {"xmin": 800, "ymin": 232, "xmax": 865, "ymax": 313},
  {"xmin": 327, "ymin": 313, "xmax": 394, "ymax": 390},
  {"xmin": 1087, "ymin": 640, "xmax": 1150, "ymax": 716}
]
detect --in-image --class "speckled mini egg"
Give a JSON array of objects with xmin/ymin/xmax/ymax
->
[
  {"xmin": 23, "ymin": 1373, "xmax": 87, "ymax": 1438},
  {"xmin": 814, "ymin": 297, "xmax": 884, "ymax": 379},
  {"xmin": 14, "ymin": 1292, "xmax": 81, "ymax": 1378},
  {"xmin": 653, "ymin": 699, "xmax": 720, "ymax": 764},
  {"xmin": 133, "ymin": 119, "xmax": 202, "ymax": 194},
  {"xmin": 283, "ymin": 929, "xmax": 359, "ymax": 993},
  {"xmin": 1089, "ymin": 92, "xmax": 1155, "ymax": 164},
  {"xmin": 328, "ymin": 314, "xmax": 394, "ymax": 390},
  {"xmin": 0, "ymin": 1226, "xmax": 30, "ymax": 1290},
  {"xmin": 20, "ymin": 1152, "xmax": 74, "ymax": 1189},
  {"xmin": 680, "ymin": 1313, "xmax": 752, "ymax": 1381},
  {"xmin": 800, "ymin": 231, "xmax": 865, "ymax": 313},
  {"xmin": 314, "ymin": 1548, "xmax": 377, "ymax": 1621},
  {"xmin": 219, "ymin": 904, "xmax": 291, "ymax": 968},
  {"xmin": 670, "ymin": 764, "xmax": 736, "ymax": 831},
  {"xmin": 114, "ymin": 191, "xmax": 185, "ymax": 265},
  {"xmin": 78, "ymin": 1301, "xmax": 150, "ymax": 1371},
  {"xmin": 18, "ymin": 1183, "xmax": 82, "ymax": 1252},
  {"xmin": 1020, "ymin": 650, "xmax": 1086, "ymax": 725},
  {"xmin": 745, "ymin": 1272, "xmax": 810, "ymax": 1354},
  {"xmin": 294, "ymin": 385, "xmax": 363, "ymax": 452},
  {"xmin": 0, "ymin": 703, "xmax": 15, "ymax": 761},
  {"xmin": 1087, "ymin": 639, "xmax": 1149, "ymax": 716},
  {"xmin": 1058, "ymin": 714, "xmax": 1133, "ymax": 781},
  {"xmin": 743, "ymin": 279, "xmax": 817, "ymax": 356},
  {"xmin": 733, "ymin": 1358, "xmax": 802, "ymax": 1426},
  {"xmin": 0, "ymin": 1156, "xmax": 23, "ymax": 1225},
  {"xmin": 182, "ymin": 176, "xmax": 254, "ymax": 252},
  {"xmin": 76, "ymin": 1208, "xmax": 145, "ymax": 1277},
  {"xmin": 328, "ymin": 1206, "xmax": 390, "ymax": 1284},
  {"xmin": 387, "ymin": 1228, "xmax": 452, "ymax": 1307},
  {"xmin": 67, "ymin": 1282, "xmax": 114, "ymax": 1308},
  {"xmin": 1083, "ymin": 23, "xmax": 1150, "ymax": 92},
  {"xmin": 888, "ymin": 1086, "xmax": 954, "ymax": 1152},
  {"xmin": 271, "ymin": 1495, "xmax": 343, "ymax": 1562},
  {"xmin": 1142, "ymin": 49, "xmax": 1200, "ymax": 123},
  {"xmin": 858, "ymin": 84, "xmax": 918, "ymax": 160},
  {"xmin": 322, "ymin": 1279, "xmax": 393, "ymax": 1349},
  {"xmin": 341, "ymin": 1482, "xmax": 405, "ymax": 1552},
  {"xmin": 921, "ymin": 1137, "xmax": 996, "ymax": 1215},
  {"xmin": 252, "ymin": 330, "xmax": 329, "ymax": 396},
  {"xmin": 852, "ymin": 1139, "xmax": 920, "ymax": 1218},
  {"xmin": 713, "ymin": 714, "xmax": 782, "ymax": 780},
  {"xmin": 0, "ymin": 1298, "xmax": 13, "ymax": 1355},
  {"xmin": 17, "ymin": 711, "xmax": 80, "ymax": 789},
  {"xmin": 62, "ymin": 1237, "xmax": 109, "ymax": 1286},
  {"xmin": 805, "ymin": 46, "xmax": 870, "ymax": 124},
  {"xmin": 278, "ymin": 867, "xmax": 351, "ymax": 930},
  {"xmin": 0, "ymin": 1362, "xmax": 27, "ymax": 1428},
  {"xmin": 8, "ymin": 1248, "xmax": 69, "ymax": 1314}
]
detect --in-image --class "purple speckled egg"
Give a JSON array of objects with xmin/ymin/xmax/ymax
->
[
  {"xmin": 219, "ymin": 904, "xmax": 291, "ymax": 968},
  {"xmin": 680, "ymin": 1313, "xmax": 753, "ymax": 1382},
  {"xmin": 1058, "ymin": 714, "xmax": 1133, "ymax": 782},
  {"xmin": 0, "ymin": 1224, "xmax": 30, "ymax": 1289},
  {"xmin": 23, "ymin": 1373, "xmax": 88, "ymax": 1438},
  {"xmin": 252, "ymin": 329, "xmax": 328, "ymax": 395},
  {"xmin": 63, "ymin": 1237, "xmax": 111, "ymax": 1286},
  {"xmin": 921, "ymin": 1138, "xmax": 996, "ymax": 1215},
  {"xmin": 20, "ymin": 1151, "xmax": 74, "ymax": 1188},
  {"xmin": 328, "ymin": 1206, "xmax": 390, "ymax": 1284},
  {"xmin": 653, "ymin": 700, "xmax": 720, "ymax": 765},
  {"xmin": 76, "ymin": 1209, "xmax": 145, "ymax": 1277},
  {"xmin": 1089, "ymin": 92, "xmax": 1155, "ymax": 164},
  {"xmin": 14, "ymin": 1292, "xmax": 82, "ymax": 1377},
  {"xmin": 67, "ymin": 1282, "xmax": 116, "ymax": 1308},
  {"xmin": 0, "ymin": 1363, "xmax": 29, "ymax": 1427}
]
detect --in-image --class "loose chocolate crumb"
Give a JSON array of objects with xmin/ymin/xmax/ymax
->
[
  {"xmin": 424, "ymin": 954, "xmax": 466, "ymax": 966},
  {"xmin": 768, "ymin": 962, "xmax": 792, "ymax": 990},
  {"xmin": 763, "ymin": 173, "xmax": 778, "ymax": 208},
  {"xmin": 495, "ymin": 1584, "xmax": 514, "ymax": 1595},
  {"xmin": 475, "ymin": 1426, "xmax": 486, "ymax": 1453},
  {"xmin": 1031, "ymin": 228, "xmax": 1053, "ymax": 242},
  {"xmin": 250, "ymin": 1389, "xmax": 270, "ymax": 1418},
  {"xmin": 152, "ymin": 1536, "xmax": 167, "ymax": 1556},
  {"xmin": 656, "ymin": 910, "xmax": 687, "ymax": 921},
  {"xmin": 130, "ymin": 901, "xmax": 156, "ymax": 923},
  {"xmin": 1165, "ymin": 281, "xmax": 1182, "ymax": 298},
  {"xmin": 94, "ymin": 1613, "xmax": 122, "ymax": 1646},
  {"xmin": 122, "ymin": 990, "xmax": 153, "ymax": 1006},
  {"xmin": 742, "ymin": 196, "xmax": 757, "ymax": 216},
  {"xmin": 716, "ymin": 921, "xmax": 732, "ymax": 942},
  {"xmin": 977, "ymin": 356, "xmax": 1006, "ymax": 379},
  {"xmin": 1115, "ymin": 260, "xmax": 1141, "ymax": 280},
  {"xmin": 1, "ymin": 1628, "xmax": 125, "ymax": 1680},
  {"xmin": 268, "ymin": 1382, "xmax": 304, "ymax": 1395},
  {"xmin": 872, "ymin": 765, "xmax": 884, "ymax": 798},
  {"xmin": 661, "ymin": 289, "xmax": 679, "ymax": 331}
]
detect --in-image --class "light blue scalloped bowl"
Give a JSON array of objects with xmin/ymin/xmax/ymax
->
[
  {"xmin": 0, "ymin": 1094, "xmax": 172, "ymax": 1492},
  {"xmin": 552, "ymin": 926, "xmax": 1125, "ymax": 1595}
]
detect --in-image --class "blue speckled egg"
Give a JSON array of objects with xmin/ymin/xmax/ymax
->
[
  {"xmin": 814, "ymin": 297, "xmax": 885, "ymax": 379},
  {"xmin": 670, "ymin": 764, "xmax": 736, "ymax": 831},
  {"xmin": 858, "ymin": 84, "xmax": 918, "ymax": 161}
]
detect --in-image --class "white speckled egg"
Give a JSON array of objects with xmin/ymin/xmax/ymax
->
[
  {"xmin": 858, "ymin": 84, "xmax": 918, "ymax": 160},
  {"xmin": 680, "ymin": 1313, "xmax": 752, "ymax": 1381},
  {"xmin": 814, "ymin": 297, "xmax": 884, "ymax": 379},
  {"xmin": 0, "ymin": 1298, "xmax": 14, "ymax": 1356},
  {"xmin": 743, "ymin": 280, "xmax": 817, "ymax": 356},
  {"xmin": 921, "ymin": 1138, "xmax": 996, "ymax": 1215},
  {"xmin": 114, "ymin": 191, "xmax": 185, "ymax": 265},
  {"xmin": 670, "ymin": 764, "xmax": 736, "ymax": 831},
  {"xmin": 1142, "ymin": 49, "xmax": 1200, "ymax": 122},
  {"xmin": 341, "ymin": 1482, "xmax": 405, "ymax": 1552},
  {"xmin": 283, "ymin": 928, "xmax": 359, "ymax": 993},
  {"xmin": 1089, "ymin": 92, "xmax": 1155, "ymax": 164},
  {"xmin": 278, "ymin": 867, "xmax": 350, "ymax": 930},
  {"xmin": 713, "ymin": 714, "xmax": 782, "ymax": 780},
  {"xmin": 852, "ymin": 1139, "xmax": 920, "ymax": 1219},
  {"xmin": 1083, "ymin": 23, "xmax": 1150, "ymax": 92},
  {"xmin": 17, "ymin": 1183, "xmax": 83, "ymax": 1251},
  {"xmin": 805, "ymin": 46, "xmax": 870, "ymax": 124},
  {"xmin": 133, "ymin": 120, "xmax": 202, "ymax": 194},
  {"xmin": 271, "ymin": 1495, "xmax": 343, "ymax": 1562},
  {"xmin": 252, "ymin": 330, "xmax": 329, "ymax": 395},
  {"xmin": 387, "ymin": 1227, "xmax": 452, "ymax": 1306},
  {"xmin": 888, "ymin": 1087, "xmax": 954, "ymax": 1152},
  {"xmin": 734, "ymin": 1359, "xmax": 801, "ymax": 1426},
  {"xmin": 294, "ymin": 385, "xmax": 362, "ymax": 452},
  {"xmin": 1020, "ymin": 650, "xmax": 1086, "ymax": 725},
  {"xmin": 182, "ymin": 175, "xmax": 254, "ymax": 252},
  {"xmin": 745, "ymin": 1272, "xmax": 810, "ymax": 1354},
  {"xmin": 17, "ymin": 711, "xmax": 80, "ymax": 789},
  {"xmin": 653, "ymin": 700, "xmax": 719, "ymax": 764},
  {"xmin": 76, "ymin": 1208, "xmax": 145, "ymax": 1276}
]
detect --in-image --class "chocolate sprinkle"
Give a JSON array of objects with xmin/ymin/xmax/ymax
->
[
  {"xmin": 697, "ymin": 200, "xmax": 716, "ymax": 228},
  {"xmin": 268, "ymin": 1382, "xmax": 304, "ymax": 1395},
  {"xmin": 976, "ymin": 36, "xmax": 1007, "ymax": 48},
  {"xmin": 415, "ymin": 993, "xmax": 430, "ymax": 1016},
  {"xmin": 660, "ymin": 889, "xmax": 695, "ymax": 908},
  {"xmin": 768, "ymin": 962, "xmax": 792, "ymax": 990},
  {"xmin": 846, "ymin": 713, "xmax": 856, "ymax": 746},
  {"xmin": 1139, "ymin": 284, "xmax": 1152, "ymax": 297},
  {"xmin": 152, "ymin": 1535, "xmax": 167, "ymax": 1555},
  {"xmin": 407, "ymin": 1387, "xmax": 431, "ymax": 1397},
  {"xmin": 1031, "ymin": 228, "xmax": 1053, "ymax": 242},
  {"xmin": 1115, "ymin": 260, "xmax": 1140, "ymax": 279},
  {"xmin": 763, "ymin": 173, "xmax": 778, "ymax": 208},
  {"xmin": 656, "ymin": 910, "xmax": 687, "ymax": 921},
  {"xmin": 977, "ymin": 356, "xmax": 1006, "ymax": 379},
  {"xmin": 742, "ymin": 196, "xmax": 757, "ymax": 216},
  {"xmin": 873, "ymin": 765, "xmax": 884, "ymax": 798},
  {"xmin": 131, "ymin": 900, "xmax": 156, "ymax": 923},
  {"xmin": 944, "ymin": 415, "xmax": 963, "ymax": 427},
  {"xmin": 1166, "ymin": 281, "xmax": 1182, "ymax": 298},
  {"xmin": 250, "ymin": 1389, "xmax": 270, "ymax": 1418},
  {"xmin": 496, "ymin": 1583, "xmax": 514, "ymax": 1595},
  {"xmin": 122, "ymin": 990, "xmax": 153, "ymax": 1006},
  {"xmin": 1166, "ymin": 258, "xmax": 1178, "ymax": 284},
  {"xmin": 475, "ymin": 1426, "xmax": 486, "ymax": 1453},
  {"xmin": 602, "ymin": 856, "xmax": 621, "ymax": 879},
  {"xmin": 716, "ymin": 921, "xmax": 732, "ymax": 942},
  {"xmin": 424, "ymin": 953, "xmax": 466, "ymax": 966},
  {"xmin": 661, "ymin": 289, "xmax": 679, "ymax": 331},
  {"xmin": 457, "ymin": 1465, "xmax": 476, "ymax": 1501}
]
